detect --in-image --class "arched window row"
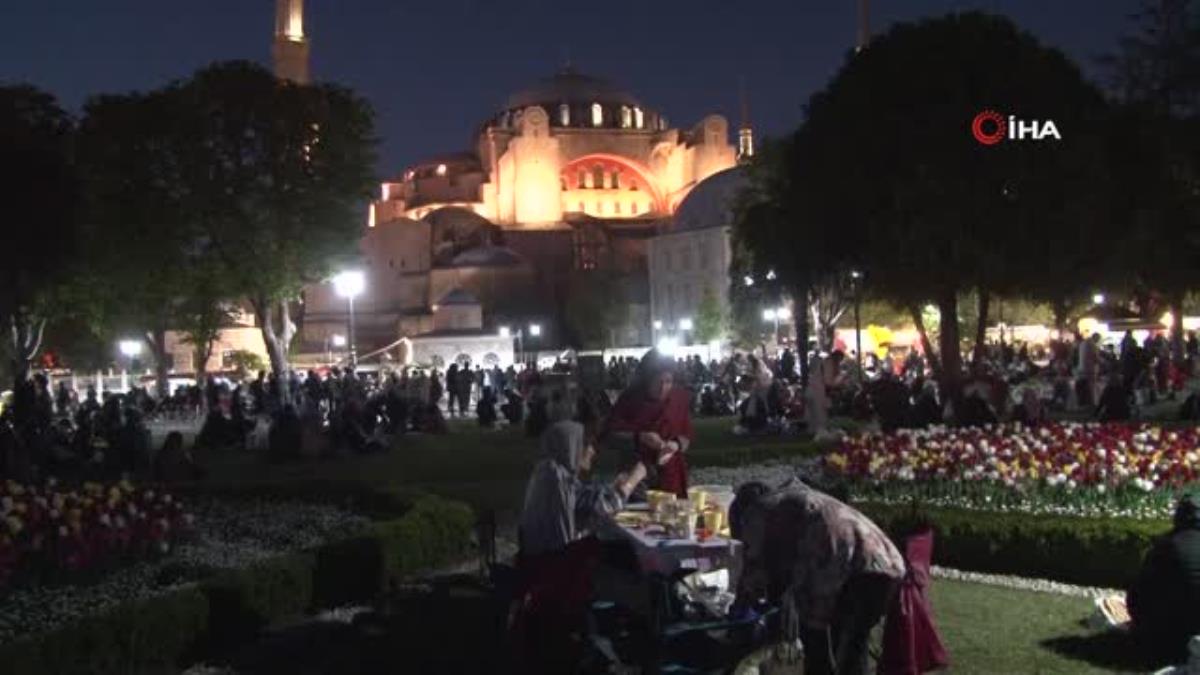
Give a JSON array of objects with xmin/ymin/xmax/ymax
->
[{"xmin": 495, "ymin": 103, "xmax": 667, "ymax": 131}]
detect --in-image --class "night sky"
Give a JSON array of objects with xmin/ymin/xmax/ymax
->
[{"xmin": 3, "ymin": 1, "xmax": 1132, "ymax": 176}]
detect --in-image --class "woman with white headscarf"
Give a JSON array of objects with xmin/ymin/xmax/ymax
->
[
  {"xmin": 520, "ymin": 420, "xmax": 645, "ymax": 556},
  {"xmin": 514, "ymin": 420, "xmax": 646, "ymax": 671}
]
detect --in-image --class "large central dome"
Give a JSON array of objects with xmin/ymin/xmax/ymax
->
[
  {"xmin": 505, "ymin": 67, "xmax": 642, "ymax": 110},
  {"xmin": 487, "ymin": 67, "xmax": 666, "ymax": 132}
]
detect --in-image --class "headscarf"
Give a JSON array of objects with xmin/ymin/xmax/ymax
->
[
  {"xmin": 632, "ymin": 349, "xmax": 675, "ymax": 398},
  {"xmin": 1176, "ymin": 493, "xmax": 1200, "ymax": 531},
  {"xmin": 520, "ymin": 421, "xmax": 585, "ymax": 557},
  {"xmin": 543, "ymin": 418, "xmax": 585, "ymax": 473}
]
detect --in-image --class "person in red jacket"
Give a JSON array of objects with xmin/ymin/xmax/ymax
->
[{"xmin": 606, "ymin": 349, "xmax": 693, "ymax": 498}]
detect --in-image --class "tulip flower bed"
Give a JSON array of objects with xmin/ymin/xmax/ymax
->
[
  {"xmin": 0, "ymin": 479, "xmax": 193, "ymax": 591},
  {"xmin": 0, "ymin": 481, "xmax": 371, "ymax": 646},
  {"xmin": 823, "ymin": 423, "xmax": 1200, "ymax": 520}
]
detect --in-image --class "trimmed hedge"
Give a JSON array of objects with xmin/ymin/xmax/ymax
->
[
  {"xmin": 0, "ymin": 587, "xmax": 209, "ymax": 675},
  {"xmin": 0, "ymin": 489, "xmax": 475, "ymax": 674},
  {"xmin": 857, "ymin": 500, "xmax": 1170, "ymax": 589}
]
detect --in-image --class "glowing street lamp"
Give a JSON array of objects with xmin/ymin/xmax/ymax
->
[
  {"xmin": 657, "ymin": 335, "xmax": 680, "ymax": 356},
  {"xmin": 529, "ymin": 323, "xmax": 542, "ymax": 337},
  {"xmin": 332, "ymin": 270, "xmax": 365, "ymax": 369},
  {"xmin": 498, "ymin": 326, "xmax": 511, "ymax": 338},
  {"xmin": 118, "ymin": 340, "xmax": 142, "ymax": 359},
  {"xmin": 1093, "ymin": 293, "xmax": 1106, "ymax": 305},
  {"xmin": 331, "ymin": 334, "xmax": 347, "ymax": 347}
]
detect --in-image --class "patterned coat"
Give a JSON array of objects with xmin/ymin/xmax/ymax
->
[{"xmin": 738, "ymin": 479, "xmax": 906, "ymax": 628}]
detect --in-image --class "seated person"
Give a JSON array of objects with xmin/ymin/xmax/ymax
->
[
  {"xmin": 501, "ymin": 388, "xmax": 524, "ymax": 426},
  {"xmin": 154, "ymin": 431, "xmax": 204, "ymax": 482},
  {"xmin": 870, "ymin": 377, "xmax": 912, "ymax": 433},
  {"xmin": 1096, "ymin": 377, "xmax": 1133, "ymax": 422},
  {"xmin": 477, "ymin": 386, "xmax": 498, "ymax": 428},
  {"xmin": 957, "ymin": 389, "xmax": 997, "ymax": 428},
  {"xmin": 908, "ymin": 382, "xmax": 942, "ymax": 429},
  {"xmin": 1128, "ymin": 493, "xmax": 1200, "ymax": 664},
  {"xmin": 515, "ymin": 421, "xmax": 646, "ymax": 671},
  {"xmin": 730, "ymin": 478, "xmax": 906, "ymax": 675},
  {"xmin": 1011, "ymin": 388, "xmax": 1048, "ymax": 426}
]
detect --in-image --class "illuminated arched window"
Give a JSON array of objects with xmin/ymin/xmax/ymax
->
[
  {"xmin": 630, "ymin": 201, "xmax": 637, "ymax": 215},
  {"xmin": 592, "ymin": 165, "xmax": 604, "ymax": 189},
  {"xmin": 559, "ymin": 103, "xmax": 571, "ymax": 126},
  {"xmin": 614, "ymin": 201, "xmax": 622, "ymax": 215},
  {"xmin": 633, "ymin": 107, "xmax": 644, "ymax": 129},
  {"xmin": 620, "ymin": 106, "xmax": 632, "ymax": 128},
  {"xmin": 612, "ymin": 172, "xmax": 620, "ymax": 189},
  {"xmin": 578, "ymin": 170, "xmax": 586, "ymax": 189},
  {"xmin": 591, "ymin": 103, "xmax": 603, "ymax": 127},
  {"xmin": 596, "ymin": 200, "xmax": 604, "ymax": 215}
]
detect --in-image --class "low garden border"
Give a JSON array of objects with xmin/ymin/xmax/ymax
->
[
  {"xmin": 0, "ymin": 486, "xmax": 475, "ymax": 675},
  {"xmin": 857, "ymin": 500, "xmax": 1169, "ymax": 589}
]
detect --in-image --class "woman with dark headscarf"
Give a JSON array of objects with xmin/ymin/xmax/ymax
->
[
  {"xmin": 606, "ymin": 349, "xmax": 694, "ymax": 497},
  {"xmin": 1128, "ymin": 492, "xmax": 1200, "ymax": 663}
]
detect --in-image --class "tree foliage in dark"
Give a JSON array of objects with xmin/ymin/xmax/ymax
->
[
  {"xmin": 0, "ymin": 85, "xmax": 79, "ymax": 394},
  {"xmin": 735, "ymin": 12, "xmax": 1110, "ymax": 411}
]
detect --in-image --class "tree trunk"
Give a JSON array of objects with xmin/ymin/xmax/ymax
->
[
  {"xmin": 936, "ymin": 290, "xmax": 964, "ymax": 424},
  {"xmin": 972, "ymin": 287, "xmax": 990, "ymax": 365},
  {"xmin": 195, "ymin": 335, "xmax": 216, "ymax": 381},
  {"xmin": 1051, "ymin": 298, "xmax": 1069, "ymax": 335},
  {"xmin": 257, "ymin": 297, "xmax": 295, "ymax": 407},
  {"xmin": 795, "ymin": 285, "xmax": 810, "ymax": 389},
  {"xmin": 9, "ymin": 313, "xmax": 45, "ymax": 429},
  {"xmin": 145, "ymin": 327, "xmax": 171, "ymax": 400},
  {"xmin": 1169, "ymin": 290, "xmax": 1186, "ymax": 365},
  {"xmin": 9, "ymin": 314, "xmax": 44, "ymax": 389},
  {"xmin": 907, "ymin": 303, "xmax": 941, "ymax": 377}
]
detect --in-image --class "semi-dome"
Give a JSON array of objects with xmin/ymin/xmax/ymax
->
[
  {"xmin": 423, "ymin": 206, "xmax": 493, "ymax": 230},
  {"xmin": 449, "ymin": 245, "xmax": 526, "ymax": 268},
  {"xmin": 437, "ymin": 288, "xmax": 480, "ymax": 307},
  {"xmin": 673, "ymin": 167, "xmax": 749, "ymax": 232}
]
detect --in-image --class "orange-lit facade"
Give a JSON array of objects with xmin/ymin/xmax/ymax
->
[{"xmin": 303, "ymin": 68, "xmax": 740, "ymax": 351}]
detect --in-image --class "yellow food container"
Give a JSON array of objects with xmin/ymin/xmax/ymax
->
[
  {"xmin": 703, "ymin": 507, "xmax": 724, "ymax": 537},
  {"xmin": 687, "ymin": 487, "xmax": 708, "ymax": 512}
]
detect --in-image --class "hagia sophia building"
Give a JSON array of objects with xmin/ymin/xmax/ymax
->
[{"xmin": 284, "ymin": 0, "xmax": 752, "ymax": 364}]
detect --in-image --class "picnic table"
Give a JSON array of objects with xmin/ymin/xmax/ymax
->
[{"xmin": 600, "ymin": 504, "xmax": 741, "ymax": 580}]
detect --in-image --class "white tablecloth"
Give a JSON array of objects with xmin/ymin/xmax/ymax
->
[{"xmin": 601, "ymin": 516, "xmax": 741, "ymax": 579}]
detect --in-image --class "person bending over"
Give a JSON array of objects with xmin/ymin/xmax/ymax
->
[{"xmin": 730, "ymin": 478, "xmax": 906, "ymax": 675}]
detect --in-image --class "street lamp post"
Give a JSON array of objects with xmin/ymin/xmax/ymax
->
[
  {"xmin": 500, "ymin": 326, "xmax": 524, "ymax": 366},
  {"xmin": 850, "ymin": 270, "xmax": 863, "ymax": 369},
  {"xmin": 528, "ymin": 323, "xmax": 541, "ymax": 367},
  {"xmin": 332, "ymin": 271, "xmax": 365, "ymax": 370},
  {"xmin": 679, "ymin": 318, "xmax": 693, "ymax": 347},
  {"xmin": 118, "ymin": 340, "xmax": 142, "ymax": 393}
]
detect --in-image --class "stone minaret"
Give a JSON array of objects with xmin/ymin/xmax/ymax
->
[
  {"xmin": 856, "ymin": 0, "xmax": 871, "ymax": 52},
  {"xmin": 273, "ymin": 0, "xmax": 310, "ymax": 83},
  {"xmin": 737, "ymin": 80, "xmax": 755, "ymax": 162}
]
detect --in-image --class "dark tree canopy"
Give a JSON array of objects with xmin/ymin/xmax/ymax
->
[
  {"xmin": 0, "ymin": 85, "xmax": 79, "ymax": 387},
  {"xmin": 736, "ymin": 12, "xmax": 1111, "ymax": 409},
  {"xmin": 168, "ymin": 62, "xmax": 377, "ymax": 401}
]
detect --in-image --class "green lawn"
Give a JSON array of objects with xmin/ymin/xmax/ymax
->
[
  {"xmin": 927, "ymin": 580, "xmax": 1156, "ymax": 674},
  {"xmin": 202, "ymin": 416, "xmax": 819, "ymax": 516},
  {"xmin": 200, "ymin": 416, "xmax": 1161, "ymax": 673}
]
